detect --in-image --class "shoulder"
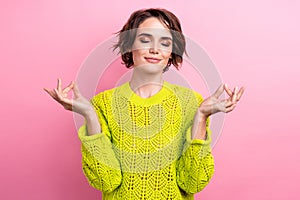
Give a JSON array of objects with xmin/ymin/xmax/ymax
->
[{"xmin": 89, "ymin": 83, "xmax": 126, "ymax": 106}]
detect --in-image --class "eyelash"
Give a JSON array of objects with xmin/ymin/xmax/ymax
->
[
  {"xmin": 161, "ymin": 43, "xmax": 170, "ymax": 47},
  {"xmin": 140, "ymin": 39, "xmax": 150, "ymax": 43},
  {"xmin": 140, "ymin": 39, "xmax": 171, "ymax": 47}
]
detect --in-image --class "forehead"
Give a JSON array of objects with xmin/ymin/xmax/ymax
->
[{"xmin": 136, "ymin": 17, "xmax": 172, "ymax": 38}]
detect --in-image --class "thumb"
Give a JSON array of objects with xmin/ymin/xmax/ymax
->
[
  {"xmin": 73, "ymin": 82, "xmax": 82, "ymax": 98},
  {"xmin": 212, "ymin": 84, "xmax": 224, "ymax": 98}
]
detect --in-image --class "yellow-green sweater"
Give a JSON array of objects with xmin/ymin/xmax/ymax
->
[{"xmin": 78, "ymin": 81, "xmax": 214, "ymax": 199}]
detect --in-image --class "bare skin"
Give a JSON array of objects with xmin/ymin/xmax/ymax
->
[
  {"xmin": 192, "ymin": 84, "xmax": 245, "ymax": 140},
  {"xmin": 44, "ymin": 79, "xmax": 245, "ymax": 139},
  {"xmin": 44, "ymin": 78, "xmax": 101, "ymax": 135},
  {"xmin": 44, "ymin": 17, "xmax": 245, "ymax": 138}
]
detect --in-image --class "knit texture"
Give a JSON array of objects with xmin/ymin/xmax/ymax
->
[{"xmin": 78, "ymin": 81, "xmax": 214, "ymax": 199}]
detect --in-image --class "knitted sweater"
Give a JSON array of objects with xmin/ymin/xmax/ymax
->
[{"xmin": 78, "ymin": 81, "xmax": 215, "ymax": 200}]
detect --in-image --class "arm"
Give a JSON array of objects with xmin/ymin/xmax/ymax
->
[
  {"xmin": 44, "ymin": 79, "xmax": 122, "ymax": 192},
  {"xmin": 78, "ymin": 95, "xmax": 122, "ymax": 193},
  {"xmin": 176, "ymin": 84, "xmax": 245, "ymax": 194},
  {"xmin": 176, "ymin": 118, "xmax": 215, "ymax": 194},
  {"xmin": 83, "ymin": 110, "xmax": 101, "ymax": 136}
]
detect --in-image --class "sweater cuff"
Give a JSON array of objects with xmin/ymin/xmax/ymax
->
[
  {"xmin": 78, "ymin": 124, "xmax": 107, "ymax": 142},
  {"xmin": 185, "ymin": 126, "xmax": 212, "ymax": 146}
]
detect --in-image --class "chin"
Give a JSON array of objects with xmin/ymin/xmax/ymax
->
[{"xmin": 135, "ymin": 63, "xmax": 165, "ymax": 74}]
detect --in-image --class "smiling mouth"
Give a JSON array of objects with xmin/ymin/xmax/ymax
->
[{"xmin": 144, "ymin": 57, "xmax": 161, "ymax": 64}]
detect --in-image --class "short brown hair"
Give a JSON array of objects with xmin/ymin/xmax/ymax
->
[{"xmin": 113, "ymin": 8, "xmax": 186, "ymax": 72}]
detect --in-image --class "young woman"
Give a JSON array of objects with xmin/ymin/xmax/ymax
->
[{"xmin": 44, "ymin": 8, "xmax": 244, "ymax": 200}]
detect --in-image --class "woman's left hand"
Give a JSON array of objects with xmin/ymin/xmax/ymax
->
[{"xmin": 198, "ymin": 84, "xmax": 245, "ymax": 118}]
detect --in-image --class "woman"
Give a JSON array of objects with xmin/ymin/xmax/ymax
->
[{"xmin": 44, "ymin": 8, "xmax": 244, "ymax": 200}]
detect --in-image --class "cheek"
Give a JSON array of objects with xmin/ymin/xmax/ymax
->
[
  {"xmin": 131, "ymin": 51, "xmax": 138, "ymax": 63},
  {"xmin": 160, "ymin": 46, "xmax": 172, "ymax": 58},
  {"xmin": 161, "ymin": 51, "xmax": 172, "ymax": 60},
  {"xmin": 132, "ymin": 49, "xmax": 145, "ymax": 63}
]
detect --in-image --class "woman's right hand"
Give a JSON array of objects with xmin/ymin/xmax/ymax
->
[{"xmin": 43, "ymin": 78, "xmax": 95, "ymax": 117}]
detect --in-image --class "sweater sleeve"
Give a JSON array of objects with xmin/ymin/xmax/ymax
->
[
  {"xmin": 78, "ymin": 94, "xmax": 122, "ymax": 193},
  {"xmin": 176, "ymin": 92, "xmax": 215, "ymax": 194}
]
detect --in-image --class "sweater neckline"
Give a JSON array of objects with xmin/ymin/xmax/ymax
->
[{"xmin": 121, "ymin": 81, "xmax": 172, "ymax": 105}]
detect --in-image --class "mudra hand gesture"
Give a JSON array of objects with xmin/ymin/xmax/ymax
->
[
  {"xmin": 199, "ymin": 84, "xmax": 245, "ymax": 118},
  {"xmin": 43, "ymin": 78, "xmax": 94, "ymax": 117},
  {"xmin": 192, "ymin": 84, "xmax": 245, "ymax": 139}
]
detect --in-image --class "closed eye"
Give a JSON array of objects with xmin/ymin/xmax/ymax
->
[
  {"xmin": 161, "ymin": 43, "xmax": 171, "ymax": 47},
  {"xmin": 140, "ymin": 39, "xmax": 150, "ymax": 43},
  {"xmin": 161, "ymin": 40, "xmax": 171, "ymax": 47},
  {"xmin": 139, "ymin": 35, "xmax": 151, "ymax": 44}
]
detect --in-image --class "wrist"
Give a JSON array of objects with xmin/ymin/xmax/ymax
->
[
  {"xmin": 83, "ymin": 110, "xmax": 97, "ymax": 120},
  {"xmin": 192, "ymin": 115, "xmax": 207, "ymax": 140},
  {"xmin": 198, "ymin": 105, "xmax": 211, "ymax": 119},
  {"xmin": 199, "ymin": 114, "xmax": 207, "ymax": 122},
  {"xmin": 195, "ymin": 112, "xmax": 207, "ymax": 124}
]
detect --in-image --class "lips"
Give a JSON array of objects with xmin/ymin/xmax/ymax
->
[{"xmin": 144, "ymin": 57, "xmax": 161, "ymax": 64}]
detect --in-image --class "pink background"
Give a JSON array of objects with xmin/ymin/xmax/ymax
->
[{"xmin": 1, "ymin": 0, "xmax": 299, "ymax": 199}]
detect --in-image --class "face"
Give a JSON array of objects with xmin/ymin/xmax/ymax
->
[{"xmin": 131, "ymin": 17, "xmax": 173, "ymax": 73}]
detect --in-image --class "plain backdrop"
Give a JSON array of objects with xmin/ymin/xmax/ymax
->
[{"xmin": 1, "ymin": 0, "xmax": 300, "ymax": 199}]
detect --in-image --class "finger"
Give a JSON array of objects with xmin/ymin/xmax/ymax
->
[
  {"xmin": 215, "ymin": 100, "xmax": 228, "ymax": 113},
  {"xmin": 224, "ymin": 83, "xmax": 233, "ymax": 97},
  {"xmin": 57, "ymin": 78, "xmax": 62, "ymax": 93},
  {"xmin": 43, "ymin": 88, "xmax": 51, "ymax": 95},
  {"xmin": 225, "ymin": 103, "xmax": 236, "ymax": 113},
  {"xmin": 54, "ymin": 88, "xmax": 73, "ymax": 105},
  {"xmin": 236, "ymin": 87, "xmax": 245, "ymax": 101},
  {"xmin": 54, "ymin": 88, "xmax": 69, "ymax": 102},
  {"xmin": 46, "ymin": 88, "xmax": 59, "ymax": 102},
  {"xmin": 213, "ymin": 84, "xmax": 224, "ymax": 98},
  {"xmin": 219, "ymin": 99, "xmax": 235, "ymax": 109},
  {"xmin": 73, "ymin": 82, "xmax": 82, "ymax": 98},
  {"xmin": 54, "ymin": 88, "xmax": 63, "ymax": 101},
  {"xmin": 224, "ymin": 99, "xmax": 234, "ymax": 108},
  {"xmin": 231, "ymin": 87, "xmax": 238, "ymax": 102},
  {"xmin": 62, "ymin": 81, "xmax": 74, "ymax": 93},
  {"xmin": 44, "ymin": 88, "xmax": 57, "ymax": 99}
]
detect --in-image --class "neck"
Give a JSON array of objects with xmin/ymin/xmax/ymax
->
[{"xmin": 129, "ymin": 69, "xmax": 164, "ymax": 98}]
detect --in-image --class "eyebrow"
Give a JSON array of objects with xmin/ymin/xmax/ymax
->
[{"xmin": 137, "ymin": 33, "xmax": 172, "ymax": 40}]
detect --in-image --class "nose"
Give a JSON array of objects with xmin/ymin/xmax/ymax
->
[{"xmin": 149, "ymin": 43, "xmax": 159, "ymax": 54}]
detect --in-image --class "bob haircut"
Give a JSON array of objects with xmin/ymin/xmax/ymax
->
[{"xmin": 113, "ymin": 8, "xmax": 186, "ymax": 72}]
